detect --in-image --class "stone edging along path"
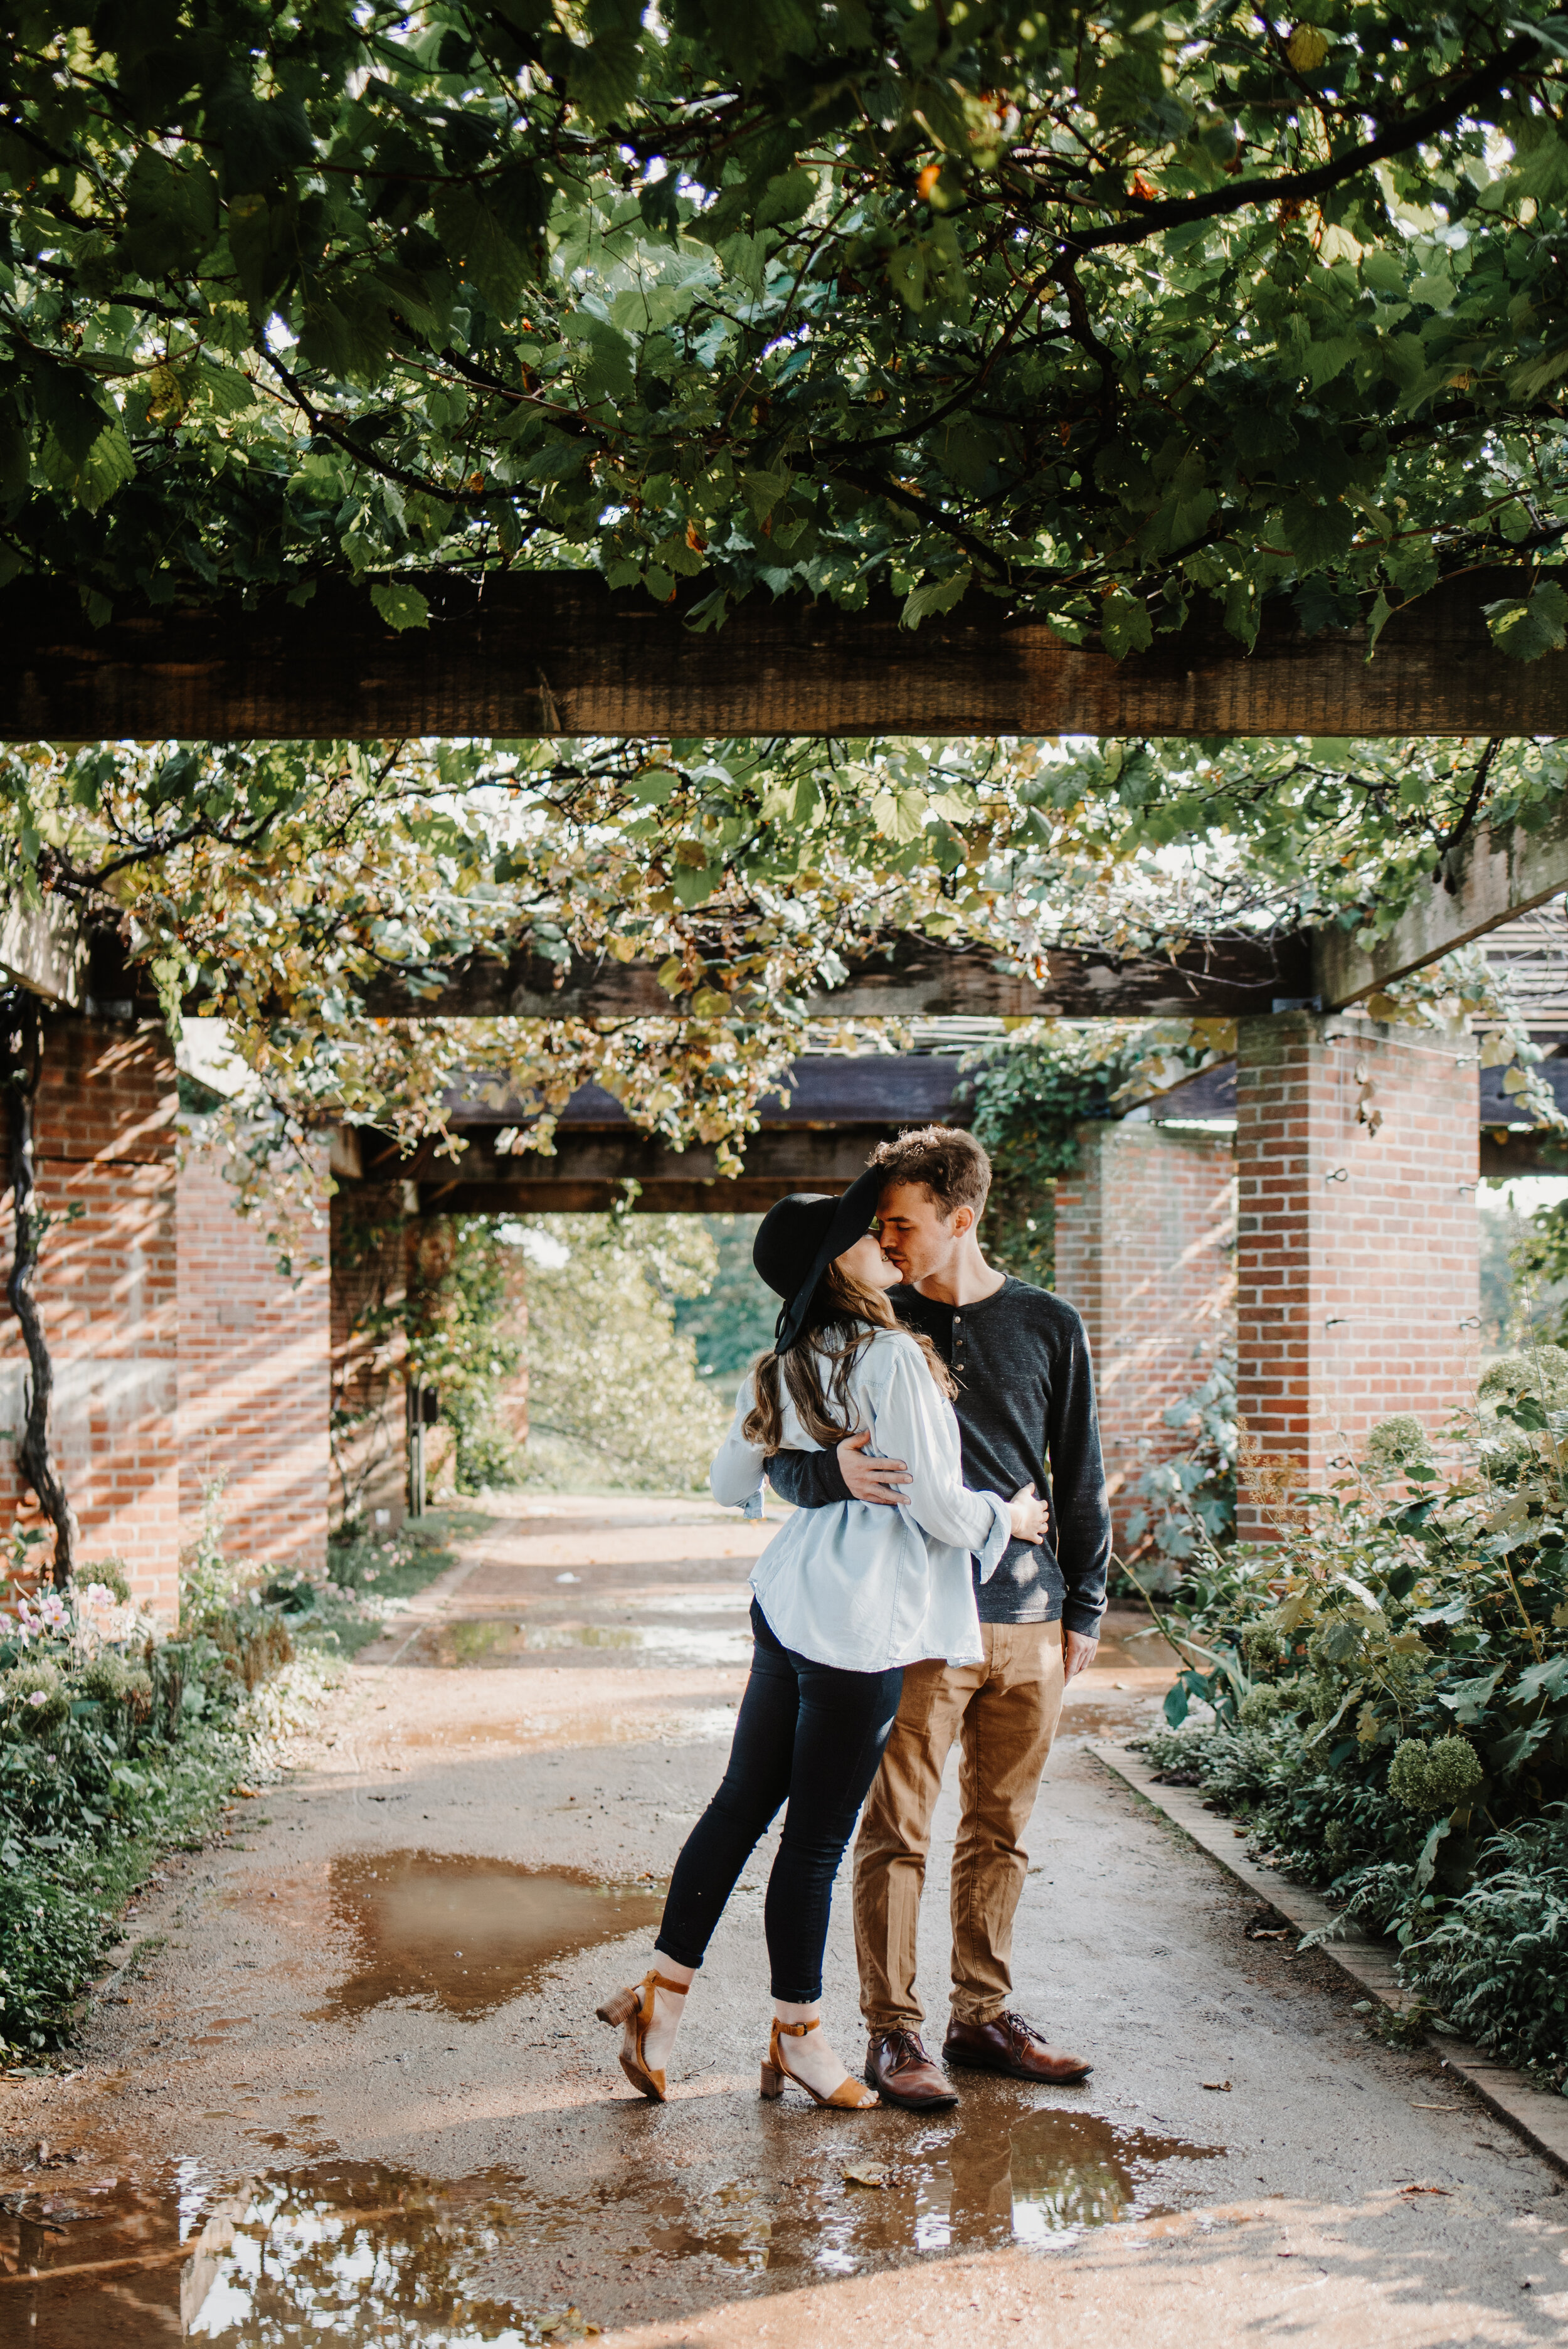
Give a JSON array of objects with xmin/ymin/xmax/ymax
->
[{"xmin": 1093, "ymin": 1739, "xmax": 1568, "ymax": 2180}]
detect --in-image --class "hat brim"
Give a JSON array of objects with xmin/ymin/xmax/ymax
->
[{"xmin": 775, "ymin": 1163, "xmax": 887, "ymax": 1354}]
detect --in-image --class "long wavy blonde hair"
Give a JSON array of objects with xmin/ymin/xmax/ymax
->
[{"xmin": 743, "ymin": 1261, "xmax": 956, "ymax": 1455}]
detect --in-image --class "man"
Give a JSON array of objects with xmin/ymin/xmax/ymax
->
[{"xmin": 765, "ymin": 1125, "xmax": 1110, "ymax": 2109}]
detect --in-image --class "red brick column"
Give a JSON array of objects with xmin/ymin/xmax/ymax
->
[
  {"xmin": 1235, "ymin": 1011, "xmax": 1479, "ymax": 1536},
  {"xmin": 0, "ymin": 1017, "xmax": 180, "ymax": 1611},
  {"xmin": 176, "ymin": 1146, "xmax": 330, "ymax": 1574},
  {"xmin": 1053, "ymin": 1123, "xmax": 1236, "ymax": 1551}
]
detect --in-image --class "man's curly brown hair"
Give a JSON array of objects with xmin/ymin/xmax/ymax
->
[{"xmin": 868, "ymin": 1125, "xmax": 992, "ymax": 1219}]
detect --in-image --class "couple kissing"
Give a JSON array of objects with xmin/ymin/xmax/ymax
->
[{"xmin": 596, "ymin": 1122, "xmax": 1110, "ymax": 2112}]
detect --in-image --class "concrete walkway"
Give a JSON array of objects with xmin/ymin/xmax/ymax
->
[{"xmin": 2, "ymin": 1493, "xmax": 1564, "ymax": 2344}]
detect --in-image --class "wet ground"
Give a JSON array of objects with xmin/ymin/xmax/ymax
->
[{"xmin": 3, "ymin": 1494, "xmax": 1565, "ymax": 2345}]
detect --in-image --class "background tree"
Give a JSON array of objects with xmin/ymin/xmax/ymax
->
[
  {"xmin": 513, "ymin": 1208, "xmax": 729, "ymax": 1489},
  {"xmin": 673, "ymin": 1214, "xmax": 776, "ymax": 1392}
]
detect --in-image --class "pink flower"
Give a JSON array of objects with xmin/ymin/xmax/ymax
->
[{"xmin": 26, "ymin": 1690, "xmax": 47, "ymax": 1709}]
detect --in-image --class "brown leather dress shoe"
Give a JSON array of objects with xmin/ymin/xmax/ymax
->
[
  {"xmin": 864, "ymin": 2027, "xmax": 961, "ymax": 2110},
  {"xmin": 943, "ymin": 2012, "xmax": 1093, "ymax": 2083}
]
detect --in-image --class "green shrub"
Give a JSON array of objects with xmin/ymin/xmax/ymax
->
[
  {"xmin": 1388, "ymin": 1736, "xmax": 1483, "ymax": 1815},
  {"xmin": 1132, "ymin": 1360, "xmax": 1568, "ymax": 2083},
  {"xmin": 4, "ymin": 1661, "xmax": 70, "ymax": 1732},
  {"xmin": 0, "ymin": 1556, "xmax": 301, "ymax": 2052}
]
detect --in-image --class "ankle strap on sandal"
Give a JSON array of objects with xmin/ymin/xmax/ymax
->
[
  {"xmin": 647, "ymin": 1970, "xmax": 689, "ymax": 1996},
  {"xmin": 776, "ymin": 2017, "xmax": 820, "ymax": 2037}
]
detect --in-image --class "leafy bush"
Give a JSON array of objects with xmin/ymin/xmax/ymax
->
[
  {"xmin": 1131, "ymin": 1360, "xmax": 1568, "ymax": 2084},
  {"xmin": 673, "ymin": 1213, "xmax": 777, "ymax": 1386},
  {"xmin": 0, "ymin": 1538, "xmax": 304, "ymax": 2053},
  {"xmin": 1121, "ymin": 1345, "xmax": 1237, "ymax": 1592}
]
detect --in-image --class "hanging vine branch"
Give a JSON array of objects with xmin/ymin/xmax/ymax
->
[{"xmin": 3, "ymin": 991, "xmax": 76, "ymax": 1586}]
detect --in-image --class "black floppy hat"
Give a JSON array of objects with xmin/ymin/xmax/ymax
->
[{"xmin": 753, "ymin": 1164, "xmax": 886, "ymax": 1355}]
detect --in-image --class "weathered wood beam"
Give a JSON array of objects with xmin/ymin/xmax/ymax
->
[
  {"xmin": 438, "ymin": 1054, "xmax": 968, "ymax": 1127},
  {"xmin": 0, "ymin": 899, "xmax": 87, "ymax": 1005},
  {"xmin": 1480, "ymin": 1128, "xmax": 1568, "ymax": 1178},
  {"xmin": 361, "ymin": 930, "xmax": 1309, "ymax": 1021},
  {"xmin": 385, "ymin": 1125, "xmax": 883, "ymax": 1192},
  {"xmin": 6, "ymin": 569, "xmax": 1568, "ymax": 742},
  {"xmin": 416, "ymin": 1177, "xmax": 832, "ymax": 1214},
  {"xmin": 1314, "ymin": 805, "xmax": 1568, "ymax": 1009}
]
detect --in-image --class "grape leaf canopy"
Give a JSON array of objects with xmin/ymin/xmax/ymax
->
[{"xmin": 4, "ymin": 0, "xmax": 1568, "ymax": 658}]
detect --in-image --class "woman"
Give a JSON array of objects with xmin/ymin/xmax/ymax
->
[{"xmin": 595, "ymin": 1167, "xmax": 1047, "ymax": 2111}]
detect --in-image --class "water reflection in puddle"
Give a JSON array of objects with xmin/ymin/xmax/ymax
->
[
  {"xmin": 428, "ymin": 1614, "xmax": 752, "ymax": 1670},
  {"xmin": 318, "ymin": 1853, "xmax": 665, "ymax": 2019},
  {"xmin": 0, "ymin": 2163, "xmax": 590, "ymax": 2348},
  {"xmin": 1, "ymin": 2108, "xmax": 1221, "ymax": 2341}
]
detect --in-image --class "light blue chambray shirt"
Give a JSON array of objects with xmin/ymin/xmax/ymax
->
[{"xmin": 709, "ymin": 1326, "xmax": 1012, "ymax": 1673}]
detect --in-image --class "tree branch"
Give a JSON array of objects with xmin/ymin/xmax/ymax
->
[
  {"xmin": 1061, "ymin": 31, "xmax": 1552, "ymax": 257},
  {"xmin": 3, "ymin": 994, "xmax": 76, "ymax": 1585}
]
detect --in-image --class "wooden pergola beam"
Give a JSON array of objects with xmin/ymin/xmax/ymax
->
[
  {"xmin": 361, "ymin": 930, "xmax": 1308, "ymax": 1021},
  {"xmin": 6, "ymin": 567, "xmax": 1567, "ymax": 742},
  {"xmin": 397, "ymin": 1125, "xmax": 886, "ymax": 1194},
  {"xmin": 1315, "ymin": 806, "xmax": 1568, "ymax": 1009},
  {"xmin": 418, "ymin": 1177, "xmax": 831, "ymax": 1214}
]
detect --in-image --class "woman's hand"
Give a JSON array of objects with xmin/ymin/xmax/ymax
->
[{"xmin": 1008, "ymin": 1483, "xmax": 1050, "ymax": 1546}]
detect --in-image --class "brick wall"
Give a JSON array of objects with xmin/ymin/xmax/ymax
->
[
  {"xmin": 1235, "ymin": 1011, "xmax": 1479, "ymax": 1537},
  {"xmin": 176, "ymin": 1145, "xmax": 330, "ymax": 1574},
  {"xmin": 0, "ymin": 1018, "xmax": 181, "ymax": 1611},
  {"xmin": 1054, "ymin": 1123, "xmax": 1236, "ymax": 1549}
]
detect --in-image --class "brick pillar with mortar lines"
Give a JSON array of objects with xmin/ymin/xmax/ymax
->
[
  {"xmin": 176, "ymin": 1143, "xmax": 331, "ymax": 1576},
  {"xmin": 1053, "ymin": 1122, "xmax": 1237, "ymax": 1556},
  {"xmin": 0, "ymin": 1015, "xmax": 181, "ymax": 1613},
  {"xmin": 1234, "ymin": 1010, "xmax": 1480, "ymax": 1539}
]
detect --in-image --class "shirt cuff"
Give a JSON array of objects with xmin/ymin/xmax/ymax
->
[
  {"xmin": 1061, "ymin": 1594, "xmax": 1106, "ymax": 1639},
  {"xmin": 975, "ymin": 1494, "xmax": 1012, "ymax": 1583},
  {"xmin": 741, "ymin": 1490, "xmax": 764, "ymax": 1522}
]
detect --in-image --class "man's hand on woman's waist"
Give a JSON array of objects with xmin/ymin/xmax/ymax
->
[{"xmin": 836, "ymin": 1429, "xmax": 912, "ymax": 1503}]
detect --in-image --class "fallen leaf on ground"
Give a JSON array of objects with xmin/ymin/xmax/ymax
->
[
  {"xmin": 844, "ymin": 2163, "xmax": 889, "ymax": 2188},
  {"xmin": 1398, "ymin": 2182, "xmax": 1449, "ymax": 2197},
  {"xmin": 1200, "ymin": 2079, "xmax": 1232, "ymax": 2092}
]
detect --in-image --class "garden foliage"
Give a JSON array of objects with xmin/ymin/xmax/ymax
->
[
  {"xmin": 1121, "ymin": 1345, "xmax": 1239, "ymax": 1593},
  {"xmin": 0, "ymin": 1529, "xmax": 309, "ymax": 2052},
  {"xmin": 1136, "ymin": 1356, "xmax": 1568, "ymax": 2082}
]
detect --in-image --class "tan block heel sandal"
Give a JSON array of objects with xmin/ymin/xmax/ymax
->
[
  {"xmin": 595, "ymin": 1970, "xmax": 687, "ymax": 2102},
  {"xmin": 760, "ymin": 2017, "xmax": 880, "ymax": 2109}
]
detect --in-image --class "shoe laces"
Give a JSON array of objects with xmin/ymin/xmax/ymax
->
[{"xmin": 880, "ymin": 2027, "xmax": 931, "ymax": 2067}]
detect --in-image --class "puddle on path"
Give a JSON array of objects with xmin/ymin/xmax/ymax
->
[
  {"xmin": 1, "ymin": 2110, "xmax": 1222, "ymax": 2341},
  {"xmin": 317, "ymin": 1853, "xmax": 665, "ymax": 2020},
  {"xmin": 423, "ymin": 1611, "xmax": 752, "ymax": 1671},
  {"xmin": 0, "ymin": 2163, "xmax": 583, "ymax": 2348}
]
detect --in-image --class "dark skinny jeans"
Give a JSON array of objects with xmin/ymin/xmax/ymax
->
[{"xmin": 655, "ymin": 1599, "xmax": 903, "ymax": 2003}]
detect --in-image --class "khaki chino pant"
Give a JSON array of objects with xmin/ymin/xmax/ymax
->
[{"xmin": 852, "ymin": 1620, "xmax": 1066, "ymax": 2032}]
